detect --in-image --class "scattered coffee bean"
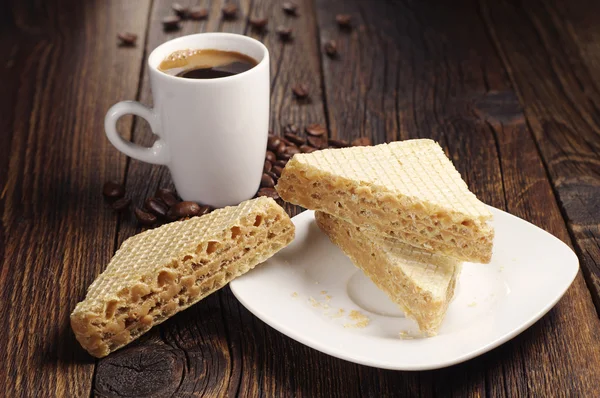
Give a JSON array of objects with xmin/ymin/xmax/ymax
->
[
  {"xmin": 273, "ymin": 165, "xmax": 284, "ymax": 177},
  {"xmin": 324, "ymin": 40, "xmax": 337, "ymax": 57},
  {"xmin": 267, "ymin": 171, "xmax": 279, "ymax": 181},
  {"xmin": 307, "ymin": 135, "xmax": 328, "ymax": 149},
  {"xmin": 328, "ymin": 138, "xmax": 349, "ymax": 147},
  {"xmin": 266, "ymin": 150, "xmax": 277, "ymax": 162},
  {"xmin": 264, "ymin": 160, "xmax": 273, "ymax": 173},
  {"xmin": 267, "ymin": 135, "xmax": 281, "ymax": 151},
  {"xmin": 284, "ymin": 132, "xmax": 306, "ymax": 145},
  {"xmin": 145, "ymin": 197, "xmax": 169, "ymax": 217},
  {"xmin": 352, "ymin": 137, "xmax": 372, "ymax": 146},
  {"xmin": 261, "ymin": 173, "xmax": 275, "ymax": 188},
  {"xmin": 162, "ymin": 16, "xmax": 181, "ymax": 30},
  {"xmin": 282, "ymin": 2, "xmax": 298, "ymax": 15},
  {"xmin": 249, "ymin": 17, "xmax": 268, "ymax": 30},
  {"xmin": 275, "ymin": 142, "xmax": 287, "ymax": 156},
  {"xmin": 117, "ymin": 32, "xmax": 138, "ymax": 46},
  {"xmin": 284, "ymin": 124, "xmax": 299, "ymax": 135},
  {"xmin": 281, "ymin": 137, "xmax": 295, "ymax": 146},
  {"xmin": 156, "ymin": 188, "xmax": 180, "ymax": 207},
  {"xmin": 135, "ymin": 208, "xmax": 157, "ymax": 226},
  {"xmin": 199, "ymin": 205, "xmax": 212, "ymax": 216},
  {"xmin": 258, "ymin": 188, "xmax": 280, "ymax": 200},
  {"xmin": 189, "ymin": 6, "xmax": 209, "ymax": 20},
  {"xmin": 305, "ymin": 124, "xmax": 326, "ymax": 136},
  {"xmin": 287, "ymin": 146, "xmax": 301, "ymax": 156},
  {"xmin": 292, "ymin": 84, "xmax": 309, "ymax": 99},
  {"xmin": 276, "ymin": 26, "xmax": 293, "ymax": 40},
  {"xmin": 300, "ymin": 144, "xmax": 317, "ymax": 153},
  {"xmin": 336, "ymin": 14, "xmax": 352, "ymax": 28},
  {"xmin": 103, "ymin": 181, "xmax": 125, "ymax": 199},
  {"xmin": 168, "ymin": 201, "xmax": 201, "ymax": 219},
  {"xmin": 274, "ymin": 160, "xmax": 288, "ymax": 168},
  {"xmin": 111, "ymin": 197, "xmax": 131, "ymax": 212},
  {"xmin": 172, "ymin": 3, "xmax": 189, "ymax": 18},
  {"xmin": 222, "ymin": 4, "xmax": 238, "ymax": 19}
]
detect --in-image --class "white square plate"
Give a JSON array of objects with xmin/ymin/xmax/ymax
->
[{"xmin": 230, "ymin": 207, "xmax": 579, "ymax": 370}]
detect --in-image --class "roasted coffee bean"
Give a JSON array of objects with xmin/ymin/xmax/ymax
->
[
  {"xmin": 162, "ymin": 16, "xmax": 181, "ymax": 30},
  {"xmin": 172, "ymin": 3, "xmax": 189, "ymax": 18},
  {"xmin": 324, "ymin": 40, "xmax": 337, "ymax": 57},
  {"xmin": 222, "ymin": 4, "xmax": 238, "ymax": 19},
  {"xmin": 145, "ymin": 197, "xmax": 169, "ymax": 217},
  {"xmin": 328, "ymin": 138, "xmax": 350, "ymax": 147},
  {"xmin": 257, "ymin": 188, "xmax": 280, "ymax": 200},
  {"xmin": 275, "ymin": 142, "xmax": 287, "ymax": 156},
  {"xmin": 267, "ymin": 171, "xmax": 279, "ymax": 181},
  {"xmin": 274, "ymin": 160, "xmax": 288, "ymax": 168},
  {"xmin": 284, "ymin": 124, "xmax": 298, "ymax": 135},
  {"xmin": 135, "ymin": 208, "xmax": 157, "ymax": 226},
  {"xmin": 352, "ymin": 137, "xmax": 372, "ymax": 146},
  {"xmin": 156, "ymin": 188, "xmax": 180, "ymax": 207},
  {"xmin": 199, "ymin": 205, "xmax": 212, "ymax": 216},
  {"xmin": 265, "ymin": 150, "xmax": 277, "ymax": 162},
  {"xmin": 111, "ymin": 197, "xmax": 131, "ymax": 212},
  {"xmin": 336, "ymin": 14, "xmax": 352, "ymax": 28},
  {"xmin": 117, "ymin": 32, "xmax": 138, "ymax": 46},
  {"xmin": 189, "ymin": 6, "xmax": 209, "ymax": 20},
  {"xmin": 282, "ymin": 2, "xmax": 298, "ymax": 15},
  {"xmin": 273, "ymin": 165, "xmax": 284, "ymax": 177},
  {"xmin": 307, "ymin": 135, "xmax": 328, "ymax": 149},
  {"xmin": 103, "ymin": 181, "xmax": 125, "ymax": 199},
  {"xmin": 261, "ymin": 173, "xmax": 275, "ymax": 188},
  {"xmin": 249, "ymin": 17, "xmax": 268, "ymax": 30},
  {"xmin": 305, "ymin": 124, "xmax": 326, "ymax": 136},
  {"xmin": 267, "ymin": 135, "xmax": 281, "ymax": 151},
  {"xmin": 264, "ymin": 160, "xmax": 273, "ymax": 173},
  {"xmin": 300, "ymin": 144, "xmax": 317, "ymax": 153},
  {"xmin": 292, "ymin": 83, "xmax": 308, "ymax": 99},
  {"xmin": 276, "ymin": 26, "xmax": 293, "ymax": 40},
  {"xmin": 284, "ymin": 132, "xmax": 306, "ymax": 145},
  {"xmin": 168, "ymin": 201, "xmax": 201, "ymax": 219}
]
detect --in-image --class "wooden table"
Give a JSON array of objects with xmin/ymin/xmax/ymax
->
[{"xmin": 2, "ymin": 0, "xmax": 600, "ymax": 396}]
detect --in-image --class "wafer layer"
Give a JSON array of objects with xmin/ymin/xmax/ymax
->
[
  {"xmin": 276, "ymin": 139, "xmax": 494, "ymax": 263},
  {"xmin": 71, "ymin": 197, "xmax": 294, "ymax": 357},
  {"xmin": 316, "ymin": 211, "xmax": 460, "ymax": 335}
]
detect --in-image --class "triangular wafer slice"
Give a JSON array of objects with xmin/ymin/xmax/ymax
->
[
  {"xmin": 276, "ymin": 139, "xmax": 494, "ymax": 263},
  {"xmin": 315, "ymin": 211, "xmax": 461, "ymax": 335},
  {"xmin": 71, "ymin": 197, "xmax": 294, "ymax": 357}
]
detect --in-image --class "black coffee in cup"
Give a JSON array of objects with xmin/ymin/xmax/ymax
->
[{"xmin": 159, "ymin": 49, "xmax": 258, "ymax": 79}]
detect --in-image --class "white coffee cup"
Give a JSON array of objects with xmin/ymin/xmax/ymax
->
[{"xmin": 105, "ymin": 33, "xmax": 269, "ymax": 207}]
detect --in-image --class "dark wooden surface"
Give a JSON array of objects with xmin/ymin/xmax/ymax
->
[{"xmin": 1, "ymin": 0, "xmax": 599, "ymax": 396}]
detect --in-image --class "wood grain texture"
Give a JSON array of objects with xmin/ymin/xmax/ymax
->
[
  {"xmin": 315, "ymin": 0, "xmax": 600, "ymax": 396},
  {"xmin": 480, "ymin": 0, "xmax": 600, "ymax": 313},
  {"xmin": 0, "ymin": 1, "xmax": 151, "ymax": 397}
]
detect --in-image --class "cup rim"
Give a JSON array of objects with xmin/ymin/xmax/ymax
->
[{"xmin": 148, "ymin": 32, "xmax": 269, "ymax": 83}]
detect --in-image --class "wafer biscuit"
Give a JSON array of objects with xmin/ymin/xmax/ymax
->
[
  {"xmin": 315, "ymin": 211, "xmax": 461, "ymax": 335},
  {"xmin": 71, "ymin": 197, "xmax": 294, "ymax": 357},
  {"xmin": 276, "ymin": 139, "xmax": 493, "ymax": 263}
]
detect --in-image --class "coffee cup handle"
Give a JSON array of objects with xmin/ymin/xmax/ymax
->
[{"xmin": 104, "ymin": 101, "xmax": 170, "ymax": 165}]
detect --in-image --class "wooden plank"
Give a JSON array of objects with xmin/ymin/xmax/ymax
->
[
  {"xmin": 316, "ymin": 0, "xmax": 600, "ymax": 396},
  {"xmin": 0, "ymin": 1, "xmax": 151, "ymax": 397},
  {"xmin": 480, "ymin": 0, "xmax": 600, "ymax": 313}
]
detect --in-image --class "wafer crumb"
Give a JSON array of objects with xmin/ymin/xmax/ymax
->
[
  {"xmin": 329, "ymin": 308, "xmax": 345, "ymax": 318},
  {"xmin": 399, "ymin": 330, "xmax": 415, "ymax": 340},
  {"xmin": 320, "ymin": 290, "xmax": 327, "ymax": 295},
  {"xmin": 344, "ymin": 310, "xmax": 370, "ymax": 328},
  {"xmin": 291, "ymin": 292, "xmax": 298, "ymax": 298},
  {"xmin": 468, "ymin": 301, "xmax": 477, "ymax": 307}
]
